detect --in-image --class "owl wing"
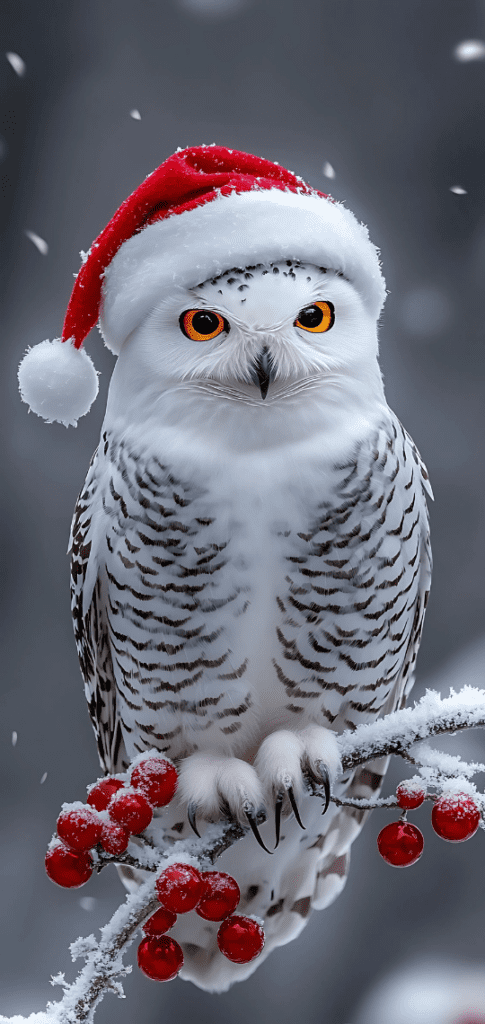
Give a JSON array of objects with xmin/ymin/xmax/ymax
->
[
  {"xmin": 393, "ymin": 421, "xmax": 433, "ymax": 710},
  {"xmin": 270, "ymin": 416, "xmax": 432, "ymax": 916},
  {"xmin": 276, "ymin": 415, "xmax": 432, "ymax": 733},
  {"xmin": 70, "ymin": 448, "xmax": 127, "ymax": 774}
]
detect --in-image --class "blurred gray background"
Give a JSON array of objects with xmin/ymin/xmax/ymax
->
[{"xmin": 1, "ymin": 1, "xmax": 484, "ymax": 1021}]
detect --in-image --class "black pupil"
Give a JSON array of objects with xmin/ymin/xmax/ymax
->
[
  {"xmin": 298, "ymin": 305, "xmax": 323, "ymax": 328},
  {"xmin": 192, "ymin": 311, "xmax": 221, "ymax": 335}
]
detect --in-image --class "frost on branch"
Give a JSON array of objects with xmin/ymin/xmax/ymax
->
[
  {"xmin": 2, "ymin": 688, "xmax": 485, "ymax": 1024},
  {"xmin": 340, "ymin": 685, "xmax": 485, "ymax": 771}
]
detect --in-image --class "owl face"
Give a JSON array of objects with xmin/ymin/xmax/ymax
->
[{"xmin": 115, "ymin": 260, "xmax": 381, "ymax": 407}]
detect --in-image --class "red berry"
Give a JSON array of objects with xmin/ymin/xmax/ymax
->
[
  {"xmin": 131, "ymin": 757, "xmax": 178, "ymax": 807},
  {"xmin": 100, "ymin": 822, "xmax": 130, "ymax": 856},
  {"xmin": 396, "ymin": 782, "xmax": 426, "ymax": 810},
  {"xmin": 45, "ymin": 843, "xmax": 93, "ymax": 888},
  {"xmin": 156, "ymin": 863, "xmax": 205, "ymax": 914},
  {"xmin": 377, "ymin": 821, "xmax": 424, "ymax": 867},
  {"xmin": 137, "ymin": 936, "xmax": 183, "ymax": 982},
  {"xmin": 87, "ymin": 778, "xmax": 125, "ymax": 811},
  {"xmin": 57, "ymin": 807, "xmax": 103, "ymax": 852},
  {"xmin": 143, "ymin": 907, "xmax": 177, "ymax": 936},
  {"xmin": 217, "ymin": 916, "xmax": 265, "ymax": 964},
  {"xmin": 197, "ymin": 872, "xmax": 241, "ymax": 921},
  {"xmin": 431, "ymin": 793, "xmax": 480, "ymax": 842},
  {"xmin": 109, "ymin": 789, "xmax": 153, "ymax": 834}
]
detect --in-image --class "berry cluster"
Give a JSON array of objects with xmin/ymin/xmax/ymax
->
[
  {"xmin": 138, "ymin": 863, "xmax": 265, "ymax": 981},
  {"xmin": 377, "ymin": 783, "xmax": 482, "ymax": 868},
  {"xmin": 44, "ymin": 753, "xmax": 265, "ymax": 983},
  {"xmin": 45, "ymin": 755, "xmax": 178, "ymax": 888}
]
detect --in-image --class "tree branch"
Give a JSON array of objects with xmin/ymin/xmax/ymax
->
[
  {"xmin": 338, "ymin": 686, "xmax": 485, "ymax": 772},
  {"xmin": 2, "ymin": 686, "xmax": 485, "ymax": 1024}
]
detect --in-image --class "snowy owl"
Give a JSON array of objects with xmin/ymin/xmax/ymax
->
[{"xmin": 18, "ymin": 146, "xmax": 432, "ymax": 991}]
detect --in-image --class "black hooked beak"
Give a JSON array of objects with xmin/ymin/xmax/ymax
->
[{"xmin": 249, "ymin": 347, "xmax": 276, "ymax": 400}]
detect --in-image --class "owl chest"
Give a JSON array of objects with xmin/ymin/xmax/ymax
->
[
  {"xmin": 102, "ymin": 480, "xmax": 297, "ymax": 658},
  {"xmin": 97, "ymin": 425, "xmax": 426, "ymax": 756}
]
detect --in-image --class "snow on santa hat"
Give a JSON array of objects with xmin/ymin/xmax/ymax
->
[{"xmin": 18, "ymin": 144, "xmax": 386, "ymax": 427}]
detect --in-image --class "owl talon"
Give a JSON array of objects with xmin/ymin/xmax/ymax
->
[
  {"xmin": 245, "ymin": 807, "xmax": 273, "ymax": 854},
  {"xmin": 187, "ymin": 802, "xmax": 201, "ymax": 837},
  {"xmin": 287, "ymin": 786, "xmax": 306, "ymax": 830},
  {"xmin": 318, "ymin": 763, "xmax": 331, "ymax": 815},
  {"xmin": 274, "ymin": 793, "xmax": 284, "ymax": 849},
  {"xmin": 304, "ymin": 761, "xmax": 331, "ymax": 814}
]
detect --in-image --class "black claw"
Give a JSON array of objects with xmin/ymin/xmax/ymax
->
[
  {"xmin": 319, "ymin": 765, "xmax": 331, "ymax": 815},
  {"xmin": 187, "ymin": 803, "xmax": 200, "ymax": 838},
  {"xmin": 245, "ymin": 809, "xmax": 273, "ymax": 854},
  {"xmin": 305, "ymin": 762, "xmax": 331, "ymax": 814},
  {"xmin": 287, "ymin": 786, "xmax": 306, "ymax": 830},
  {"xmin": 274, "ymin": 793, "xmax": 284, "ymax": 849},
  {"xmin": 219, "ymin": 798, "xmax": 233, "ymax": 822}
]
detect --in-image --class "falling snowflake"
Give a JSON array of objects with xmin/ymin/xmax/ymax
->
[
  {"xmin": 79, "ymin": 896, "xmax": 96, "ymax": 911},
  {"xmin": 40, "ymin": 772, "xmax": 48, "ymax": 784},
  {"xmin": 454, "ymin": 39, "xmax": 485, "ymax": 62},
  {"xmin": 130, "ymin": 109, "xmax": 141, "ymax": 120},
  {"xmin": 11, "ymin": 731, "xmax": 17, "ymax": 746},
  {"xmin": 322, "ymin": 161, "xmax": 335, "ymax": 179},
  {"xmin": 25, "ymin": 230, "xmax": 49, "ymax": 255},
  {"xmin": 6, "ymin": 51, "xmax": 25, "ymax": 76},
  {"xmin": 449, "ymin": 185, "xmax": 467, "ymax": 195}
]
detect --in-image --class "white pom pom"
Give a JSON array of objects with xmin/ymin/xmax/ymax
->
[{"xmin": 18, "ymin": 338, "xmax": 99, "ymax": 427}]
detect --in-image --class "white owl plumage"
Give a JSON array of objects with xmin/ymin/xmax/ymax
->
[{"xmin": 20, "ymin": 147, "xmax": 431, "ymax": 991}]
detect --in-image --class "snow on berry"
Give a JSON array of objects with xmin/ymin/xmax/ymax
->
[
  {"xmin": 57, "ymin": 805, "xmax": 103, "ymax": 852},
  {"xmin": 87, "ymin": 777, "xmax": 125, "ymax": 811},
  {"xmin": 137, "ymin": 935, "xmax": 184, "ymax": 982},
  {"xmin": 217, "ymin": 915, "xmax": 265, "ymax": 963},
  {"xmin": 156, "ymin": 862, "xmax": 205, "ymax": 914},
  {"xmin": 108, "ymin": 787, "xmax": 153, "ymax": 834},
  {"xmin": 431, "ymin": 792, "xmax": 481, "ymax": 842},
  {"xmin": 377, "ymin": 821, "xmax": 424, "ymax": 867},
  {"xmin": 100, "ymin": 821, "xmax": 130, "ymax": 856},
  {"xmin": 45, "ymin": 840, "xmax": 93, "ymax": 888},
  {"xmin": 143, "ymin": 907, "xmax": 177, "ymax": 936},
  {"xmin": 130, "ymin": 755, "xmax": 178, "ymax": 807},
  {"xmin": 196, "ymin": 872, "xmax": 241, "ymax": 921},
  {"xmin": 396, "ymin": 778, "xmax": 426, "ymax": 810}
]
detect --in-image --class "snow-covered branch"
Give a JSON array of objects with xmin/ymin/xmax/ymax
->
[
  {"xmin": 2, "ymin": 686, "xmax": 485, "ymax": 1024},
  {"xmin": 0, "ymin": 821, "xmax": 247, "ymax": 1024},
  {"xmin": 339, "ymin": 686, "xmax": 485, "ymax": 772},
  {"xmin": 333, "ymin": 686, "xmax": 485, "ymax": 811}
]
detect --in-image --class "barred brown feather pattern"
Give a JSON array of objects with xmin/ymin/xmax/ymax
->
[
  {"xmin": 70, "ymin": 432, "xmax": 253, "ymax": 771},
  {"xmin": 70, "ymin": 416, "xmax": 430, "ymax": 780},
  {"xmin": 276, "ymin": 418, "xmax": 431, "ymax": 733}
]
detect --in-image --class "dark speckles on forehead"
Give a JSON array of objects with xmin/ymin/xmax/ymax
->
[
  {"xmin": 197, "ymin": 261, "xmax": 325, "ymax": 289},
  {"xmin": 195, "ymin": 261, "xmax": 338, "ymax": 309}
]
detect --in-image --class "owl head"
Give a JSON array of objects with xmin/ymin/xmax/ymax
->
[{"xmin": 18, "ymin": 146, "xmax": 386, "ymax": 428}]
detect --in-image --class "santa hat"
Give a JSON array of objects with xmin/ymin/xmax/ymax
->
[{"xmin": 18, "ymin": 144, "xmax": 386, "ymax": 426}]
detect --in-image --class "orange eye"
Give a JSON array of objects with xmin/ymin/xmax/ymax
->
[
  {"xmin": 179, "ymin": 309, "xmax": 229, "ymax": 342},
  {"xmin": 295, "ymin": 301, "xmax": 335, "ymax": 333}
]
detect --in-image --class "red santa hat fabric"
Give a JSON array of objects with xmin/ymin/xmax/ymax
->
[{"xmin": 18, "ymin": 145, "xmax": 386, "ymax": 425}]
